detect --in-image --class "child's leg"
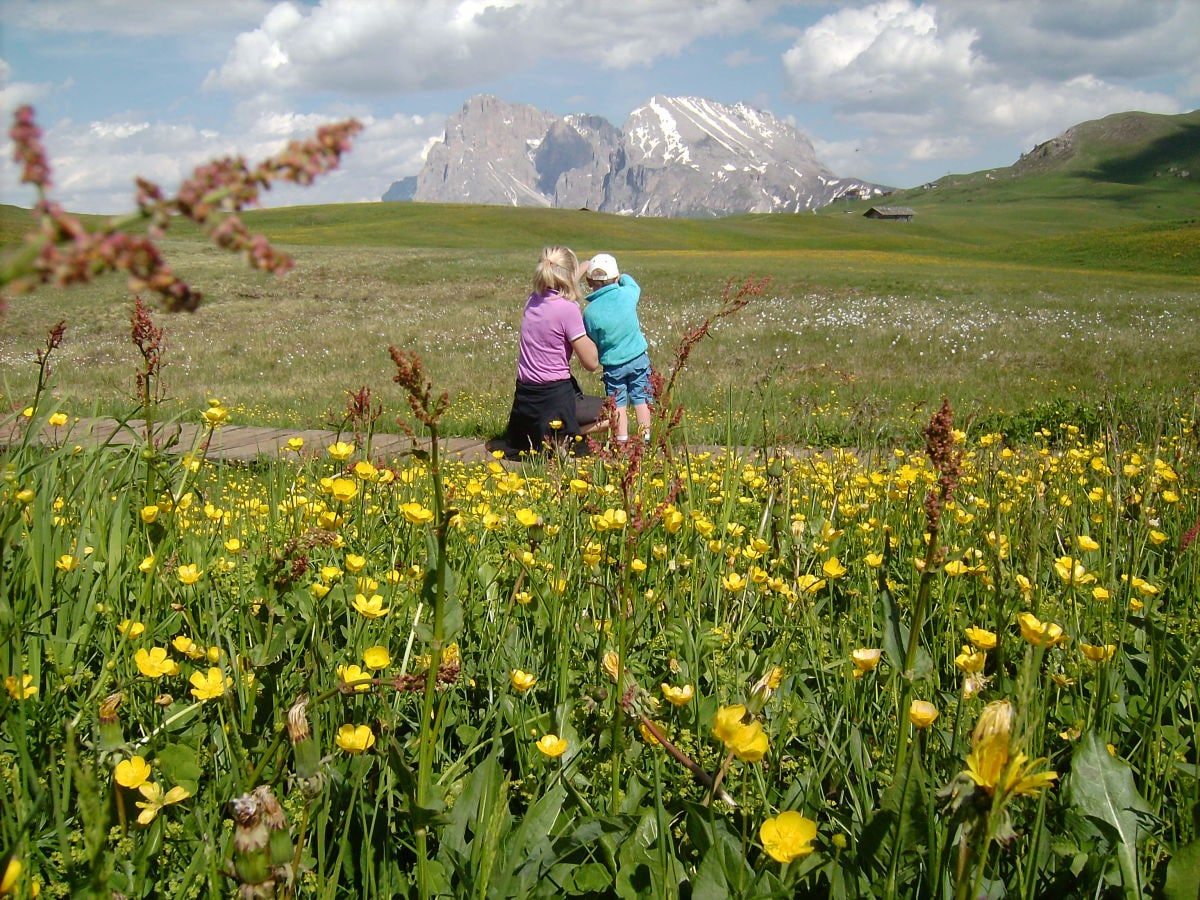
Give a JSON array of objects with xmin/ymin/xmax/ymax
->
[
  {"xmin": 614, "ymin": 404, "xmax": 630, "ymax": 441},
  {"xmin": 602, "ymin": 369, "xmax": 630, "ymax": 440},
  {"xmin": 633, "ymin": 403, "xmax": 652, "ymax": 437}
]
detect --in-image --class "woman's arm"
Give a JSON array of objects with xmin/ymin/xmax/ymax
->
[{"xmin": 571, "ymin": 333, "xmax": 601, "ymax": 372}]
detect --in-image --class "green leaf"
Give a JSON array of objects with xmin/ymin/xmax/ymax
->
[
  {"xmin": 1068, "ymin": 730, "xmax": 1153, "ymax": 894},
  {"xmin": 155, "ymin": 742, "xmax": 202, "ymax": 795},
  {"xmin": 1164, "ymin": 838, "xmax": 1200, "ymax": 900}
]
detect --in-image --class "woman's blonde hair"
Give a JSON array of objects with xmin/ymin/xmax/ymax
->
[{"xmin": 532, "ymin": 246, "xmax": 580, "ymax": 302}]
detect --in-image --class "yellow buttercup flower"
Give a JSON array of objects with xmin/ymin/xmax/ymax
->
[
  {"xmin": 352, "ymin": 593, "xmax": 389, "ymax": 619},
  {"xmin": 821, "ymin": 556, "xmax": 847, "ymax": 579},
  {"xmin": 1079, "ymin": 643, "xmax": 1116, "ymax": 663},
  {"xmin": 328, "ymin": 441, "xmax": 356, "ymax": 461},
  {"xmin": 135, "ymin": 647, "xmax": 180, "ymax": 678},
  {"xmin": 510, "ymin": 669, "xmax": 537, "ymax": 692},
  {"xmin": 335, "ymin": 724, "xmax": 376, "ymax": 754},
  {"xmin": 1, "ymin": 858, "xmax": 22, "ymax": 895},
  {"xmin": 135, "ymin": 781, "xmax": 190, "ymax": 825},
  {"xmin": 402, "ymin": 502, "xmax": 435, "ymax": 525},
  {"xmin": 954, "ymin": 645, "xmax": 987, "ymax": 675},
  {"xmin": 660, "ymin": 683, "xmax": 695, "ymax": 706},
  {"xmin": 5, "ymin": 673, "xmax": 37, "ymax": 699},
  {"xmin": 1017, "ymin": 612, "xmax": 1067, "ymax": 647},
  {"xmin": 713, "ymin": 705, "xmax": 769, "ymax": 761},
  {"xmin": 188, "ymin": 667, "xmax": 231, "ymax": 701},
  {"xmin": 760, "ymin": 811, "xmax": 818, "ymax": 864},
  {"xmin": 176, "ymin": 563, "xmax": 202, "ymax": 585},
  {"xmin": 515, "ymin": 508, "xmax": 541, "ymax": 528},
  {"xmin": 796, "ymin": 573, "xmax": 826, "ymax": 594},
  {"xmin": 535, "ymin": 734, "xmax": 568, "ymax": 758},
  {"xmin": 48, "ymin": 411, "xmax": 69, "ymax": 427},
  {"xmin": 55, "ymin": 554, "xmax": 79, "ymax": 572},
  {"xmin": 117, "ymin": 620, "xmax": 145, "ymax": 639},
  {"xmin": 1053, "ymin": 556, "xmax": 1096, "ymax": 585},
  {"xmin": 722, "ymin": 571, "xmax": 747, "ymax": 591},
  {"xmin": 363, "ymin": 646, "xmax": 391, "ymax": 670},
  {"xmin": 1076, "ymin": 534, "xmax": 1100, "ymax": 552},
  {"xmin": 850, "ymin": 648, "xmax": 881, "ymax": 678},
  {"xmin": 964, "ymin": 626, "xmax": 997, "ymax": 651},
  {"xmin": 114, "ymin": 756, "xmax": 152, "ymax": 789},
  {"xmin": 909, "ymin": 700, "xmax": 939, "ymax": 728},
  {"xmin": 201, "ymin": 403, "xmax": 228, "ymax": 427},
  {"xmin": 330, "ymin": 477, "xmax": 358, "ymax": 503},
  {"xmin": 337, "ymin": 664, "xmax": 372, "ymax": 693}
]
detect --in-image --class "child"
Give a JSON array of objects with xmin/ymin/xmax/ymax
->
[{"xmin": 582, "ymin": 253, "xmax": 652, "ymax": 443}]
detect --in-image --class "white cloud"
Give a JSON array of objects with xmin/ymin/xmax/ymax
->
[
  {"xmin": 781, "ymin": 0, "xmax": 1194, "ymax": 176},
  {"xmin": 207, "ymin": 0, "xmax": 776, "ymax": 96},
  {"xmin": 0, "ymin": 104, "xmax": 444, "ymax": 213},
  {"xmin": 0, "ymin": 57, "xmax": 58, "ymax": 117},
  {"xmin": 782, "ymin": 0, "xmax": 981, "ymax": 108}
]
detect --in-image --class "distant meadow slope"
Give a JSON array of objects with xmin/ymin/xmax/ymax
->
[{"xmin": 1, "ymin": 116, "xmax": 1197, "ymax": 444}]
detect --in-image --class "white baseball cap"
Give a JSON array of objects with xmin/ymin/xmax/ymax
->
[{"xmin": 587, "ymin": 253, "xmax": 620, "ymax": 280}]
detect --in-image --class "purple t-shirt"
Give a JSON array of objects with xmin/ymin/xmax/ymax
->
[{"xmin": 516, "ymin": 291, "xmax": 587, "ymax": 383}]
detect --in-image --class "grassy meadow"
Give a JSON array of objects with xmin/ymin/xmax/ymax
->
[
  {"xmin": 2, "ymin": 193, "xmax": 1198, "ymax": 446},
  {"xmin": 3, "ymin": 143, "xmax": 1200, "ymax": 898}
]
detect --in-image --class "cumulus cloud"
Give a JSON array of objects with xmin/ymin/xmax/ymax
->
[
  {"xmin": 206, "ymin": 0, "xmax": 775, "ymax": 96},
  {"xmin": 0, "ymin": 103, "xmax": 443, "ymax": 213},
  {"xmin": 0, "ymin": 57, "xmax": 57, "ymax": 116},
  {"xmin": 781, "ymin": 0, "xmax": 1193, "ymax": 176}
]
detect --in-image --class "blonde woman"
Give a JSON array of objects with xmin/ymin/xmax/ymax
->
[{"xmin": 498, "ymin": 246, "xmax": 606, "ymax": 455}]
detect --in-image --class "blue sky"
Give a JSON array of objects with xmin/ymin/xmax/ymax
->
[{"xmin": 2, "ymin": 0, "xmax": 1197, "ymax": 214}]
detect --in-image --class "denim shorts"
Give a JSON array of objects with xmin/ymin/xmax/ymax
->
[{"xmin": 602, "ymin": 352, "xmax": 652, "ymax": 407}]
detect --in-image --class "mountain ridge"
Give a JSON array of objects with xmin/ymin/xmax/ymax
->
[{"xmin": 396, "ymin": 94, "xmax": 888, "ymax": 218}]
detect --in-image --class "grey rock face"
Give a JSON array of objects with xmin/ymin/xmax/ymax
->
[{"xmin": 404, "ymin": 93, "xmax": 885, "ymax": 216}]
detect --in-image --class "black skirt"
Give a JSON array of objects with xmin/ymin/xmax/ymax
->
[{"xmin": 503, "ymin": 376, "xmax": 602, "ymax": 455}]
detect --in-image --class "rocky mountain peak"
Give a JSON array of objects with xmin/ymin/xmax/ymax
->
[{"xmin": 401, "ymin": 94, "xmax": 886, "ymax": 217}]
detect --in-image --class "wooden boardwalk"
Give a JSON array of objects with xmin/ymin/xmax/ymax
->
[{"xmin": 0, "ymin": 416, "xmax": 506, "ymax": 465}]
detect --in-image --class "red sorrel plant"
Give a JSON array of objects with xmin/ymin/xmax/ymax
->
[
  {"xmin": 388, "ymin": 346, "xmax": 454, "ymax": 900},
  {"xmin": 1, "ymin": 105, "xmax": 361, "ymax": 313}
]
